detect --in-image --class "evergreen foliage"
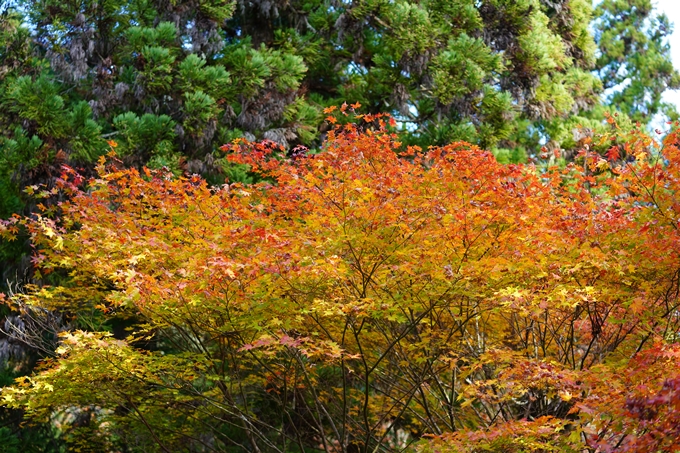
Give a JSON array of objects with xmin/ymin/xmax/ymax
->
[
  {"xmin": 595, "ymin": 0, "xmax": 680, "ymax": 123},
  {"xmin": 1, "ymin": 0, "xmax": 677, "ymax": 184}
]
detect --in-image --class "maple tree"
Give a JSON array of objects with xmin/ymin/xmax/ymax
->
[
  {"xmin": 1, "ymin": 110, "xmax": 680, "ymax": 452},
  {"xmin": 2, "ymin": 0, "xmax": 678, "ymax": 351}
]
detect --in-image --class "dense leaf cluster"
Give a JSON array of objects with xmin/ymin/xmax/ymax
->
[
  {"xmin": 1, "ymin": 0, "xmax": 677, "ymax": 181},
  {"xmin": 2, "ymin": 0, "xmax": 680, "ymax": 449},
  {"xmin": 1, "ymin": 0, "xmax": 677, "ymax": 284},
  {"xmin": 2, "ymin": 116, "xmax": 680, "ymax": 451}
]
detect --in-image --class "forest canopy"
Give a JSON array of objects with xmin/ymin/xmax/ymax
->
[
  {"xmin": 1, "ymin": 0, "xmax": 678, "ymax": 179},
  {"xmin": 2, "ymin": 0, "xmax": 680, "ymax": 451},
  {"xmin": 2, "ymin": 113, "xmax": 680, "ymax": 451}
]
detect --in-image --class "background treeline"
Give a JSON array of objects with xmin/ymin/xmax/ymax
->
[
  {"xmin": 1, "ymin": 0, "xmax": 680, "ymax": 450},
  {"xmin": 2, "ymin": 0, "xmax": 678, "ymax": 222}
]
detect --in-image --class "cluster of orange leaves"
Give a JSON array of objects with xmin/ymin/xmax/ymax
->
[{"xmin": 2, "ymin": 116, "xmax": 680, "ymax": 452}]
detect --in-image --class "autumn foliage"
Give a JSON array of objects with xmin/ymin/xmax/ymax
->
[{"xmin": 2, "ymin": 114, "xmax": 680, "ymax": 452}]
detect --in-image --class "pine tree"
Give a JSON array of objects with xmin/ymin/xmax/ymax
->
[
  {"xmin": 595, "ymin": 0, "xmax": 680, "ymax": 123},
  {"xmin": 2, "ymin": 0, "xmax": 678, "ymax": 179}
]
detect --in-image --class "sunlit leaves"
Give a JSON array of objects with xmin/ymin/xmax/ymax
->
[{"xmin": 3, "ymin": 121, "xmax": 680, "ymax": 451}]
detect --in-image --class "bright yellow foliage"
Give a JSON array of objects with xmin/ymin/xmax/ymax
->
[{"xmin": 3, "ymin": 117, "xmax": 680, "ymax": 452}]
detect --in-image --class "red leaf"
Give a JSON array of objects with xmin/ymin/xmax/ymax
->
[{"xmin": 606, "ymin": 146, "xmax": 620, "ymax": 161}]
